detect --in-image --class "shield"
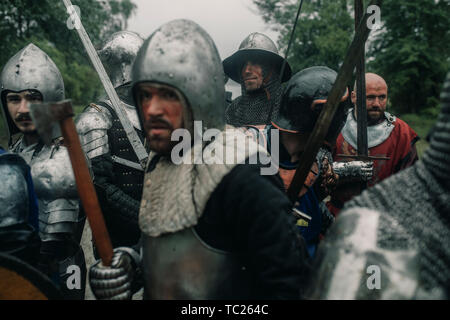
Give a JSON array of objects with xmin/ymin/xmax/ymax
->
[{"xmin": 0, "ymin": 252, "xmax": 62, "ymax": 300}]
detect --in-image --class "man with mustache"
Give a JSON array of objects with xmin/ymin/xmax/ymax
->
[
  {"xmin": 223, "ymin": 32, "xmax": 291, "ymax": 127},
  {"xmin": 306, "ymin": 71, "xmax": 450, "ymax": 299},
  {"xmin": 75, "ymin": 31, "xmax": 146, "ymax": 253},
  {"xmin": 0, "ymin": 43, "xmax": 86, "ymax": 299},
  {"xmin": 327, "ymin": 73, "xmax": 419, "ymax": 217},
  {"xmin": 88, "ymin": 19, "xmax": 309, "ymax": 300}
]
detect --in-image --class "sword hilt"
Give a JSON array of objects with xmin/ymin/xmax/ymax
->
[{"xmin": 336, "ymin": 154, "xmax": 390, "ymax": 161}]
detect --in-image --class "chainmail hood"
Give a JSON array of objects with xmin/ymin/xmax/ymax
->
[{"xmin": 225, "ymin": 75, "xmax": 283, "ymax": 127}]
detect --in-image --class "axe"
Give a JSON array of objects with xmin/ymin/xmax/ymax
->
[{"xmin": 29, "ymin": 100, "xmax": 113, "ymax": 266}]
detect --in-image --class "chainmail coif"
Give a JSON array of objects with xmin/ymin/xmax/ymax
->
[
  {"xmin": 225, "ymin": 75, "xmax": 283, "ymax": 127},
  {"xmin": 343, "ymin": 71, "xmax": 450, "ymax": 295}
]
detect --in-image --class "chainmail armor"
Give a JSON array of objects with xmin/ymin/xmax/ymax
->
[{"xmin": 225, "ymin": 78, "xmax": 282, "ymax": 127}]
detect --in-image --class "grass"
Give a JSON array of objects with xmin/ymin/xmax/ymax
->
[{"xmin": 399, "ymin": 113, "xmax": 437, "ymax": 158}]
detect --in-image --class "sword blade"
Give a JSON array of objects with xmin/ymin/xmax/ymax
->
[
  {"xmin": 355, "ymin": 0, "xmax": 369, "ymax": 158},
  {"xmin": 355, "ymin": 0, "xmax": 368, "ymax": 190},
  {"xmin": 62, "ymin": 0, "xmax": 148, "ymax": 168}
]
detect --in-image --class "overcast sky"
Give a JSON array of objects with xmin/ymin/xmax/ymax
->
[{"xmin": 126, "ymin": 0, "xmax": 280, "ymax": 98}]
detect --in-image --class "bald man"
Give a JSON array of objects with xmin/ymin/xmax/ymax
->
[{"xmin": 327, "ymin": 73, "xmax": 419, "ymax": 216}]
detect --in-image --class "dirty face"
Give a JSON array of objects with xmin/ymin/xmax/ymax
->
[{"xmin": 137, "ymin": 83, "xmax": 185, "ymax": 155}]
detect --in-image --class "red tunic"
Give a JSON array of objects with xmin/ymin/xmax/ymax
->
[{"xmin": 327, "ymin": 116, "xmax": 419, "ymax": 216}]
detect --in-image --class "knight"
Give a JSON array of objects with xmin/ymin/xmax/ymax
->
[
  {"xmin": 88, "ymin": 19, "xmax": 309, "ymax": 300},
  {"xmin": 306, "ymin": 71, "xmax": 450, "ymax": 299},
  {"xmin": 0, "ymin": 43, "xmax": 86, "ymax": 299},
  {"xmin": 75, "ymin": 31, "xmax": 146, "ymax": 251},
  {"xmin": 223, "ymin": 32, "xmax": 291, "ymax": 127}
]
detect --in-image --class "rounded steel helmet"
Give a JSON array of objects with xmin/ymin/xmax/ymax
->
[
  {"xmin": 131, "ymin": 19, "xmax": 226, "ymax": 131},
  {"xmin": 222, "ymin": 32, "xmax": 292, "ymax": 83},
  {"xmin": 272, "ymin": 66, "xmax": 351, "ymax": 145},
  {"xmin": 98, "ymin": 31, "xmax": 144, "ymax": 89},
  {"xmin": 0, "ymin": 43, "xmax": 65, "ymax": 138}
]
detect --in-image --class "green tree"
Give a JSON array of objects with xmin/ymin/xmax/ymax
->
[
  {"xmin": 0, "ymin": 0, "xmax": 137, "ymax": 106},
  {"xmin": 367, "ymin": 0, "xmax": 450, "ymax": 115},
  {"xmin": 253, "ymin": 0, "xmax": 354, "ymax": 73},
  {"xmin": 254, "ymin": 0, "xmax": 450, "ymax": 116}
]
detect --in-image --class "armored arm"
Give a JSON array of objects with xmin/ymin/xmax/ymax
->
[
  {"xmin": 75, "ymin": 108, "xmax": 141, "ymax": 241},
  {"xmin": 313, "ymin": 147, "xmax": 339, "ymax": 201},
  {"xmin": 0, "ymin": 153, "xmax": 41, "ymax": 265},
  {"xmin": 308, "ymin": 72, "xmax": 450, "ymax": 299}
]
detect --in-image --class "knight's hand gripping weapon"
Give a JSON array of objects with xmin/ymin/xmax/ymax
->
[{"xmin": 62, "ymin": 0, "xmax": 148, "ymax": 170}]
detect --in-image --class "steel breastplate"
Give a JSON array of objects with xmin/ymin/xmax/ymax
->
[
  {"xmin": 12, "ymin": 140, "xmax": 81, "ymax": 240},
  {"xmin": 142, "ymin": 228, "xmax": 252, "ymax": 299}
]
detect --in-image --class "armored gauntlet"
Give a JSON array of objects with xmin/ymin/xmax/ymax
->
[
  {"xmin": 333, "ymin": 161, "xmax": 373, "ymax": 182},
  {"xmin": 89, "ymin": 247, "xmax": 141, "ymax": 300}
]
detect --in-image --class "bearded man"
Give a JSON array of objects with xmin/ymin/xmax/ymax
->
[
  {"xmin": 328, "ymin": 72, "xmax": 419, "ymax": 216},
  {"xmin": 88, "ymin": 19, "xmax": 309, "ymax": 300},
  {"xmin": 307, "ymin": 71, "xmax": 450, "ymax": 299},
  {"xmin": 75, "ymin": 31, "xmax": 146, "ymax": 251}
]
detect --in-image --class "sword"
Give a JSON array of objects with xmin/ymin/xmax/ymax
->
[
  {"xmin": 266, "ymin": 0, "xmax": 305, "ymax": 123},
  {"xmin": 62, "ymin": 0, "xmax": 148, "ymax": 170},
  {"xmin": 335, "ymin": 1, "xmax": 389, "ymax": 183},
  {"xmin": 355, "ymin": 0, "xmax": 368, "ymax": 159},
  {"xmin": 287, "ymin": 0, "xmax": 383, "ymax": 203},
  {"xmin": 354, "ymin": 0, "xmax": 369, "ymax": 190}
]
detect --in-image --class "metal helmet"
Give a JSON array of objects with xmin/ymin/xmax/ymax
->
[
  {"xmin": 98, "ymin": 31, "xmax": 144, "ymax": 89},
  {"xmin": 272, "ymin": 66, "xmax": 351, "ymax": 145},
  {"xmin": 131, "ymin": 19, "xmax": 226, "ymax": 131},
  {"xmin": 0, "ymin": 43, "xmax": 65, "ymax": 138},
  {"xmin": 222, "ymin": 32, "xmax": 292, "ymax": 83}
]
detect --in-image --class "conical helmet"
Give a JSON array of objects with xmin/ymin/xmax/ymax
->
[
  {"xmin": 98, "ymin": 31, "xmax": 144, "ymax": 88},
  {"xmin": 131, "ymin": 19, "xmax": 226, "ymax": 131},
  {"xmin": 222, "ymin": 32, "xmax": 292, "ymax": 83},
  {"xmin": 0, "ymin": 43, "xmax": 65, "ymax": 138}
]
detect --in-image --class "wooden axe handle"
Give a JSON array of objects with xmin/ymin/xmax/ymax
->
[{"xmin": 59, "ymin": 117, "xmax": 113, "ymax": 266}]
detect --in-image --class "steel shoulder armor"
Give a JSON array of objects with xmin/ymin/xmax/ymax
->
[{"xmin": 75, "ymin": 105, "xmax": 112, "ymax": 159}]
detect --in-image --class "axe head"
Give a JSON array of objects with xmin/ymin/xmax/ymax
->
[{"xmin": 29, "ymin": 100, "xmax": 74, "ymax": 145}]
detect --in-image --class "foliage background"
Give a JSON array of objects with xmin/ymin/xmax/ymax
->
[
  {"xmin": 1, "ymin": 0, "xmax": 448, "ymax": 156},
  {"xmin": 0, "ymin": 0, "xmax": 136, "ymax": 147},
  {"xmin": 252, "ymin": 0, "xmax": 450, "ymax": 155}
]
